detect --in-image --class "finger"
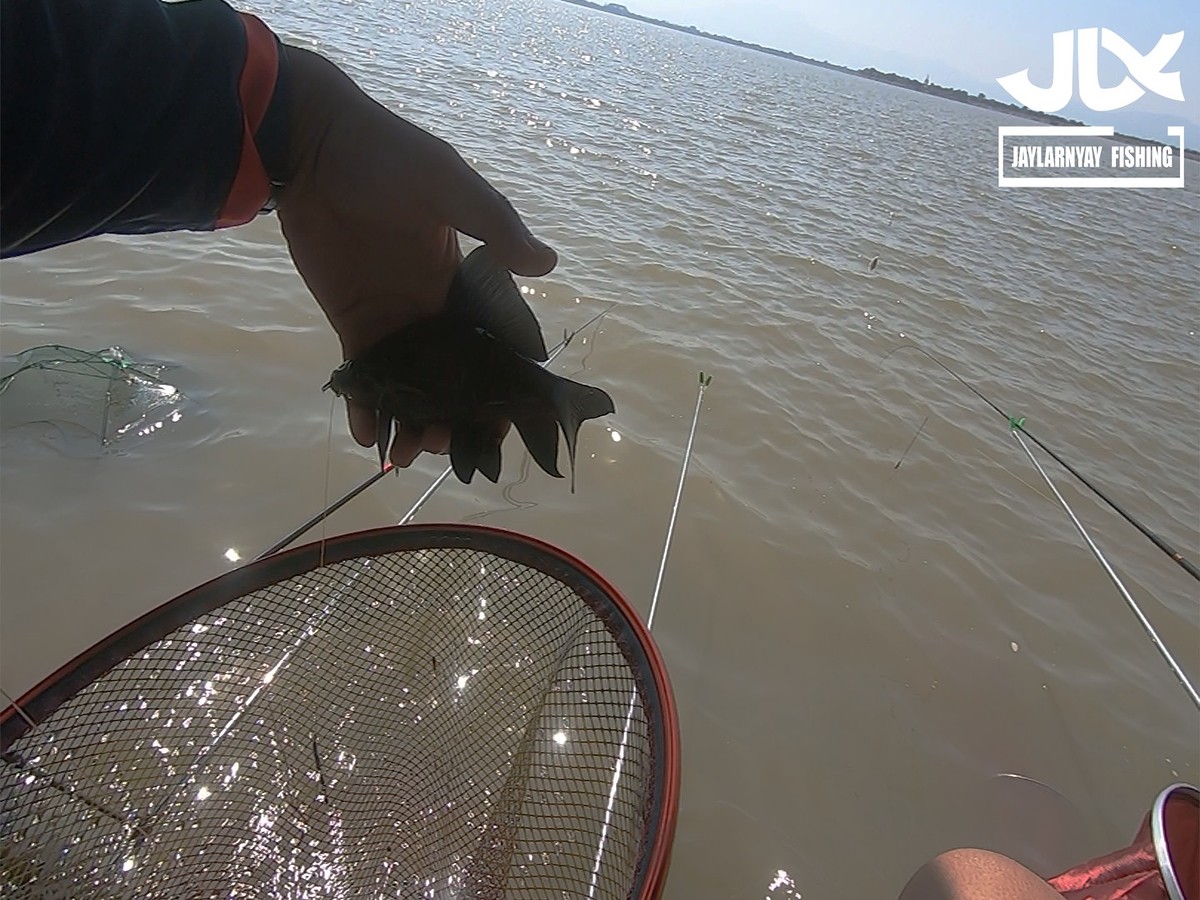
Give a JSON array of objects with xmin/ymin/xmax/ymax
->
[
  {"xmin": 347, "ymin": 401, "xmax": 376, "ymax": 447},
  {"xmin": 388, "ymin": 428, "xmax": 424, "ymax": 468},
  {"xmin": 421, "ymin": 424, "xmax": 452, "ymax": 455},
  {"xmin": 388, "ymin": 425, "xmax": 452, "ymax": 468},
  {"xmin": 428, "ymin": 143, "xmax": 557, "ymax": 277}
]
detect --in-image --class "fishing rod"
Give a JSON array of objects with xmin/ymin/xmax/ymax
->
[
  {"xmin": 256, "ymin": 306, "xmax": 613, "ymax": 560},
  {"xmin": 1011, "ymin": 427, "xmax": 1200, "ymax": 711},
  {"xmin": 257, "ymin": 466, "xmax": 391, "ymax": 559},
  {"xmin": 884, "ymin": 343, "xmax": 1200, "ymax": 583},
  {"xmin": 648, "ymin": 371, "xmax": 713, "ymax": 629},
  {"xmin": 589, "ymin": 371, "xmax": 713, "ymax": 896}
]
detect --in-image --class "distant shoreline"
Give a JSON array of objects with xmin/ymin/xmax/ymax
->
[{"xmin": 558, "ymin": 0, "xmax": 1200, "ymax": 164}]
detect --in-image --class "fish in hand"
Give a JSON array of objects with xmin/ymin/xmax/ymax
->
[{"xmin": 325, "ymin": 246, "xmax": 615, "ymax": 490}]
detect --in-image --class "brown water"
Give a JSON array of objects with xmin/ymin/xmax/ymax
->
[{"xmin": 1, "ymin": 0, "xmax": 1198, "ymax": 896}]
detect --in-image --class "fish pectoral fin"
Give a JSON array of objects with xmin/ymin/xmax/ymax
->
[
  {"xmin": 513, "ymin": 411, "xmax": 562, "ymax": 479},
  {"xmin": 450, "ymin": 425, "xmax": 502, "ymax": 485},
  {"xmin": 449, "ymin": 431, "xmax": 476, "ymax": 484},
  {"xmin": 551, "ymin": 377, "xmax": 616, "ymax": 492},
  {"xmin": 446, "ymin": 246, "xmax": 549, "ymax": 362},
  {"xmin": 477, "ymin": 438, "xmax": 502, "ymax": 484}
]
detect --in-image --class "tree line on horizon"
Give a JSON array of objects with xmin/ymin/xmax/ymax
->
[{"xmin": 563, "ymin": 0, "xmax": 1197, "ymax": 159}]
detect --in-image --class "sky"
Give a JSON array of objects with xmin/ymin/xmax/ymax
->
[{"xmin": 617, "ymin": 0, "xmax": 1199, "ymax": 139}]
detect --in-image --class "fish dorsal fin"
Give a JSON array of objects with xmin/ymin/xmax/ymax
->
[{"xmin": 446, "ymin": 246, "xmax": 549, "ymax": 362}]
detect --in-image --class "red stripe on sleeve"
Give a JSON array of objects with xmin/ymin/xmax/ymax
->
[{"xmin": 216, "ymin": 13, "xmax": 278, "ymax": 228}]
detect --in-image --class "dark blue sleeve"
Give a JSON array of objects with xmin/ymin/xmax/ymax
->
[{"xmin": 1, "ymin": 0, "xmax": 286, "ymax": 258}]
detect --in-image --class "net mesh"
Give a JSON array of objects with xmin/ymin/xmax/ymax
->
[
  {"xmin": 1, "ymin": 527, "xmax": 675, "ymax": 898},
  {"xmin": 0, "ymin": 344, "xmax": 186, "ymax": 450}
]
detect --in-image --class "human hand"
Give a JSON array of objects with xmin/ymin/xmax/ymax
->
[{"xmin": 276, "ymin": 47, "xmax": 556, "ymax": 467}]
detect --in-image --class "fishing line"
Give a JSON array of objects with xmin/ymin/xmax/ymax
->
[
  {"xmin": 590, "ymin": 371, "xmax": 713, "ymax": 897},
  {"xmin": 1011, "ymin": 427, "xmax": 1200, "ymax": 711},
  {"xmin": 973, "ymin": 446, "xmax": 1053, "ymax": 505},
  {"xmin": 568, "ymin": 308, "xmax": 606, "ymax": 378},
  {"xmin": 256, "ymin": 305, "xmax": 614, "ymax": 560},
  {"xmin": 465, "ymin": 452, "xmax": 536, "ymax": 522},
  {"xmin": 889, "ymin": 417, "xmax": 1052, "ymax": 503},
  {"xmin": 884, "ymin": 342, "xmax": 1199, "ymax": 583},
  {"xmin": 320, "ymin": 393, "xmax": 336, "ymax": 567},
  {"xmin": 893, "ymin": 415, "xmax": 928, "ymax": 470}
]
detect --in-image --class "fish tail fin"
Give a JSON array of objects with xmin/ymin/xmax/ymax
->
[
  {"xmin": 550, "ymin": 377, "xmax": 615, "ymax": 492},
  {"xmin": 450, "ymin": 424, "xmax": 502, "ymax": 485},
  {"xmin": 512, "ymin": 410, "xmax": 563, "ymax": 480}
]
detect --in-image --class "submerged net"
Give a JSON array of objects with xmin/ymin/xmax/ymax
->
[
  {"xmin": 0, "ymin": 344, "xmax": 187, "ymax": 450},
  {"xmin": 1, "ymin": 525, "xmax": 678, "ymax": 899}
]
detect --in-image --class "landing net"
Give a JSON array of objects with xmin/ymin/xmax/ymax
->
[{"xmin": 1, "ymin": 525, "xmax": 679, "ymax": 898}]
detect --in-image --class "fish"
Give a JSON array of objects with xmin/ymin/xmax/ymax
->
[{"xmin": 324, "ymin": 246, "xmax": 615, "ymax": 490}]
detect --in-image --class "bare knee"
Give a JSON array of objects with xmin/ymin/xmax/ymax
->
[{"xmin": 899, "ymin": 848, "xmax": 1064, "ymax": 900}]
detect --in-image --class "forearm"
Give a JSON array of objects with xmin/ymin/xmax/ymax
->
[{"xmin": 0, "ymin": 0, "xmax": 291, "ymax": 258}]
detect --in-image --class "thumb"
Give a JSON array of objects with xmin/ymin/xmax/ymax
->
[
  {"xmin": 490, "ymin": 216, "xmax": 558, "ymax": 277},
  {"xmin": 431, "ymin": 146, "xmax": 557, "ymax": 277}
]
